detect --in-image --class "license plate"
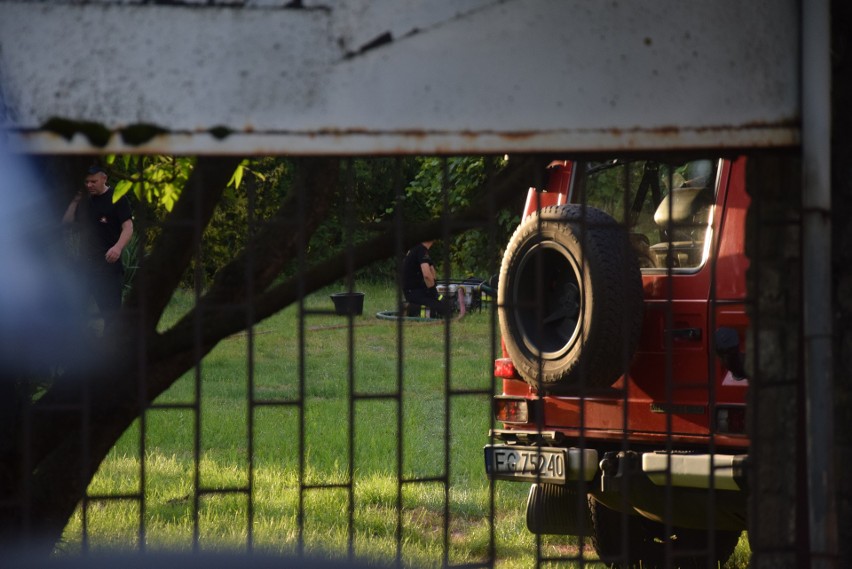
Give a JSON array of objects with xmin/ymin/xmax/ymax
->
[{"xmin": 484, "ymin": 445, "xmax": 567, "ymax": 484}]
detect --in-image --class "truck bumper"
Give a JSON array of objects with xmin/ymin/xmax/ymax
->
[
  {"xmin": 485, "ymin": 432, "xmax": 749, "ymax": 531},
  {"xmin": 641, "ymin": 452, "xmax": 748, "ymax": 491}
]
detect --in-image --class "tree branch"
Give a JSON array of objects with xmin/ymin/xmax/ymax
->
[{"xmin": 201, "ymin": 158, "xmax": 341, "ymax": 306}]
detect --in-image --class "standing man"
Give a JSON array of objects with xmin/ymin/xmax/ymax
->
[
  {"xmin": 63, "ymin": 165, "xmax": 133, "ymax": 332},
  {"xmin": 402, "ymin": 240, "xmax": 465, "ymax": 318}
]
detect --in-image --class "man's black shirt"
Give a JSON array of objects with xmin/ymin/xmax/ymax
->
[
  {"xmin": 78, "ymin": 187, "xmax": 132, "ymax": 271},
  {"xmin": 403, "ymin": 243, "xmax": 432, "ymax": 291}
]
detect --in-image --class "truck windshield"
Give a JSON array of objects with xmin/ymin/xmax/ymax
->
[{"xmin": 573, "ymin": 159, "xmax": 718, "ymax": 270}]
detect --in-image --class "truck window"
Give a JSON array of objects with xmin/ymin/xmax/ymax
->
[{"xmin": 574, "ymin": 159, "xmax": 718, "ymax": 270}]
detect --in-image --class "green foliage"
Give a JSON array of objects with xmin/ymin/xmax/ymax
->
[
  {"xmin": 399, "ymin": 156, "xmax": 518, "ymax": 278},
  {"xmin": 105, "ymin": 155, "xmax": 287, "ymax": 288},
  {"xmin": 304, "ymin": 158, "xmax": 420, "ymax": 283},
  {"xmin": 120, "ymin": 230, "xmax": 139, "ymax": 301},
  {"xmin": 404, "ymin": 156, "xmax": 493, "ymax": 219},
  {"xmin": 104, "ymin": 155, "xmax": 522, "ymax": 290},
  {"xmin": 196, "ymin": 157, "xmax": 290, "ymax": 286},
  {"xmin": 107, "ymin": 155, "xmax": 194, "ymax": 212}
]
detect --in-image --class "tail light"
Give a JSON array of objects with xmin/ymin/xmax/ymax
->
[{"xmin": 494, "ymin": 396, "xmax": 530, "ymax": 424}]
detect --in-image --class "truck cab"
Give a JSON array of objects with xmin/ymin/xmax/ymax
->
[{"xmin": 485, "ymin": 157, "xmax": 750, "ymax": 568}]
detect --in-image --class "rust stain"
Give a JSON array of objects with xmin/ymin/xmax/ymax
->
[{"xmin": 19, "ymin": 120, "xmax": 800, "ymax": 156}]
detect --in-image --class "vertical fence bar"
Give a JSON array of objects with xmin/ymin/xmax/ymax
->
[
  {"xmin": 191, "ymin": 163, "xmax": 204, "ymax": 554},
  {"xmin": 393, "ymin": 157, "xmax": 406, "ymax": 569},
  {"xmin": 296, "ymin": 160, "xmax": 308, "ymax": 558},
  {"xmin": 245, "ymin": 162, "xmax": 256, "ymax": 553},
  {"xmin": 485, "ymin": 157, "xmax": 497, "ymax": 569},
  {"xmin": 344, "ymin": 159, "xmax": 356, "ymax": 562},
  {"xmin": 440, "ymin": 158, "xmax": 452, "ymax": 568},
  {"xmin": 136, "ymin": 156, "xmax": 148, "ymax": 553}
]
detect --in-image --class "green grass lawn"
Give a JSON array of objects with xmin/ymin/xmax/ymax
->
[{"xmin": 60, "ymin": 282, "xmax": 749, "ymax": 568}]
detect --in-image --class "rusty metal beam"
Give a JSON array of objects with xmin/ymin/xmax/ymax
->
[{"xmin": 0, "ymin": 0, "xmax": 799, "ymax": 154}]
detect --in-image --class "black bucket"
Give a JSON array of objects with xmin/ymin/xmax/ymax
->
[{"xmin": 330, "ymin": 292, "xmax": 365, "ymax": 316}]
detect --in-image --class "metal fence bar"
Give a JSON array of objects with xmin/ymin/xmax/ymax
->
[
  {"xmin": 191, "ymin": 164, "xmax": 205, "ymax": 555},
  {"xmin": 344, "ymin": 159, "xmax": 357, "ymax": 563},
  {"xmin": 135, "ymin": 156, "xmax": 149, "ymax": 555},
  {"xmin": 393, "ymin": 156, "xmax": 407, "ymax": 569},
  {"xmin": 440, "ymin": 158, "xmax": 452, "ymax": 569},
  {"xmin": 245, "ymin": 160, "xmax": 257, "ymax": 553},
  {"xmin": 295, "ymin": 162, "xmax": 309, "ymax": 559}
]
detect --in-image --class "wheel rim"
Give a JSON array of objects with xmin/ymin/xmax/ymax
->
[{"xmin": 511, "ymin": 240, "xmax": 583, "ymax": 360}]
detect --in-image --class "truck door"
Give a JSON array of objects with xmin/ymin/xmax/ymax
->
[{"xmin": 576, "ymin": 159, "xmax": 728, "ymax": 435}]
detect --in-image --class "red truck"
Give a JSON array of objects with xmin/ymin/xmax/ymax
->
[{"xmin": 485, "ymin": 157, "xmax": 750, "ymax": 568}]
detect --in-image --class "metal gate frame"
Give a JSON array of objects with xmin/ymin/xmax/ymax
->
[{"xmin": 0, "ymin": 0, "xmax": 837, "ymax": 567}]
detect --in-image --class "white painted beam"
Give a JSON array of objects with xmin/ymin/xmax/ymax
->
[{"xmin": 0, "ymin": 0, "xmax": 799, "ymax": 154}]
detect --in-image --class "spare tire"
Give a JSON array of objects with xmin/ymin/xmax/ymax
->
[{"xmin": 498, "ymin": 204, "xmax": 643, "ymax": 392}]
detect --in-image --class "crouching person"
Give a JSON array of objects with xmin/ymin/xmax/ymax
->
[{"xmin": 402, "ymin": 241, "xmax": 465, "ymax": 318}]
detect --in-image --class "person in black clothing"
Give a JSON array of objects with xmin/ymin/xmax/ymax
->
[
  {"xmin": 402, "ymin": 241, "xmax": 465, "ymax": 318},
  {"xmin": 62, "ymin": 165, "xmax": 133, "ymax": 332}
]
